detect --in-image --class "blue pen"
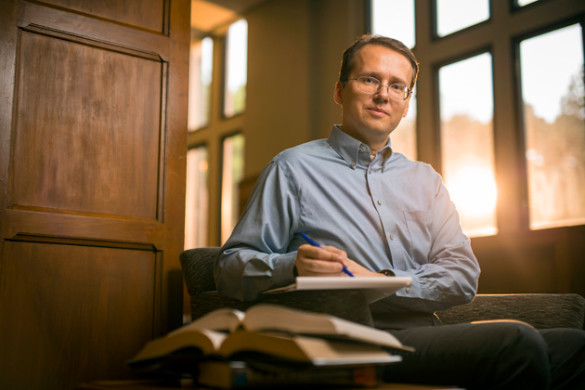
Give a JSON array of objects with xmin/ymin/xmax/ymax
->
[{"xmin": 300, "ymin": 232, "xmax": 355, "ymax": 277}]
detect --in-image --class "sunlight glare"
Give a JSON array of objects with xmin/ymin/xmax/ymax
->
[{"xmin": 446, "ymin": 166, "xmax": 497, "ymax": 219}]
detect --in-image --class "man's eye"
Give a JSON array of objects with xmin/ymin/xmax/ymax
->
[
  {"xmin": 390, "ymin": 83, "xmax": 407, "ymax": 92},
  {"xmin": 362, "ymin": 77, "xmax": 378, "ymax": 84}
]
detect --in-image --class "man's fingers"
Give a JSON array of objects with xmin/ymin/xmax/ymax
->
[
  {"xmin": 321, "ymin": 245, "xmax": 347, "ymax": 256},
  {"xmin": 298, "ymin": 258, "xmax": 344, "ymax": 275},
  {"xmin": 296, "ymin": 244, "xmax": 346, "ymax": 275}
]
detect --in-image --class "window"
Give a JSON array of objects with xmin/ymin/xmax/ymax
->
[
  {"xmin": 519, "ymin": 24, "xmax": 585, "ymax": 229},
  {"xmin": 184, "ymin": 146, "xmax": 209, "ymax": 249},
  {"xmin": 221, "ymin": 133, "xmax": 245, "ymax": 243},
  {"xmin": 371, "ymin": 0, "xmax": 584, "ymax": 239},
  {"xmin": 223, "ymin": 19, "xmax": 248, "ymax": 118},
  {"xmin": 435, "ymin": 0, "xmax": 490, "ymax": 37},
  {"xmin": 439, "ymin": 53, "xmax": 497, "ymax": 236},
  {"xmin": 186, "ymin": 12, "xmax": 248, "ymax": 248},
  {"xmin": 516, "ymin": 0, "xmax": 539, "ymax": 7},
  {"xmin": 392, "ymin": 88, "xmax": 417, "ymax": 160},
  {"xmin": 370, "ymin": 0, "xmax": 417, "ymax": 160},
  {"xmin": 371, "ymin": 0, "xmax": 415, "ymax": 49},
  {"xmin": 188, "ymin": 37, "xmax": 213, "ymax": 131}
]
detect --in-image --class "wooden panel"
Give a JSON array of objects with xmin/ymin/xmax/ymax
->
[
  {"xmin": 472, "ymin": 229, "xmax": 577, "ymax": 294},
  {"xmin": 11, "ymin": 30, "xmax": 163, "ymax": 220},
  {"xmin": 1, "ymin": 209, "xmax": 166, "ymax": 249},
  {"xmin": 476, "ymin": 243, "xmax": 557, "ymax": 293},
  {"xmin": 0, "ymin": 241, "xmax": 157, "ymax": 389},
  {"xmin": 19, "ymin": 1, "xmax": 169, "ymax": 61},
  {"xmin": 38, "ymin": 0, "xmax": 167, "ymax": 33}
]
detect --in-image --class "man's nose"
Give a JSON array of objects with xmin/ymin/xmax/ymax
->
[{"xmin": 374, "ymin": 84, "xmax": 390, "ymax": 101}]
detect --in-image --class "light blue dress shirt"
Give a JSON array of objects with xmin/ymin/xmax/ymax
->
[{"xmin": 215, "ymin": 125, "xmax": 480, "ymax": 313}]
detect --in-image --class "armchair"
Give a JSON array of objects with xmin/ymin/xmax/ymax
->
[
  {"xmin": 180, "ymin": 247, "xmax": 375, "ymax": 325},
  {"xmin": 181, "ymin": 247, "xmax": 585, "ymax": 330}
]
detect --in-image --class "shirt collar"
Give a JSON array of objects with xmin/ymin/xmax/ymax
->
[{"xmin": 328, "ymin": 125, "xmax": 393, "ymax": 169}]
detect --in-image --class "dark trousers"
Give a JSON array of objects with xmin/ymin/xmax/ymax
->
[{"xmin": 383, "ymin": 321, "xmax": 585, "ymax": 390}]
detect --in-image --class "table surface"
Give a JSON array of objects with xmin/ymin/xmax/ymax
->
[{"xmin": 78, "ymin": 379, "xmax": 464, "ymax": 390}]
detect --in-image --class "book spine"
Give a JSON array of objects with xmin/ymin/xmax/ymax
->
[{"xmin": 197, "ymin": 361, "xmax": 381, "ymax": 388}]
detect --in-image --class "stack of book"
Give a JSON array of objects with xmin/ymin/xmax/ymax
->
[{"xmin": 128, "ymin": 304, "xmax": 414, "ymax": 388}]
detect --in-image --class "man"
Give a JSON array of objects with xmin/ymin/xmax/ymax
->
[{"xmin": 215, "ymin": 35, "xmax": 585, "ymax": 389}]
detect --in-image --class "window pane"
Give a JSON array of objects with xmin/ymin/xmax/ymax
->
[
  {"xmin": 519, "ymin": 24, "xmax": 585, "ymax": 229},
  {"xmin": 185, "ymin": 146, "xmax": 209, "ymax": 249},
  {"xmin": 516, "ymin": 0, "xmax": 539, "ymax": 6},
  {"xmin": 371, "ymin": 0, "xmax": 415, "ymax": 49},
  {"xmin": 188, "ymin": 37, "xmax": 213, "ymax": 131},
  {"xmin": 435, "ymin": 0, "xmax": 490, "ymax": 37},
  {"xmin": 391, "ymin": 87, "xmax": 417, "ymax": 160},
  {"xmin": 221, "ymin": 134, "xmax": 245, "ymax": 243},
  {"xmin": 223, "ymin": 19, "xmax": 248, "ymax": 117},
  {"xmin": 439, "ymin": 53, "xmax": 497, "ymax": 237}
]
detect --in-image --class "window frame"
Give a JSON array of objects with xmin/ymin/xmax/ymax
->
[
  {"xmin": 186, "ymin": 21, "xmax": 248, "ymax": 247},
  {"xmin": 512, "ymin": 17, "xmax": 585, "ymax": 230}
]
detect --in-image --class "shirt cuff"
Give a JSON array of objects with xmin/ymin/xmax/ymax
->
[
  {"xmin": 271, "ymin": 251, "xmax": 298, "ymax": 286},
  {"xmin": 390, "ymin": 268, "xmax": 418, "ymax": 298}
]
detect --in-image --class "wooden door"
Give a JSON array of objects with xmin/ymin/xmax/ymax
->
[{"xmin": 0, "ymin": 0, "xmax": 190, "ymax": 388}]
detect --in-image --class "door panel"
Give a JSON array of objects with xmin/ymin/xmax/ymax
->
[
  {"xmin": 39, "ymin": 0, "xmax": 167, "ymax": 33},
  {"xmin": 0, "ymin": 241, "xmax": 156, "ymax": 388},
  {"xmin": 12, "ymin": 30, "xmax": 163, "ymax": 219}
]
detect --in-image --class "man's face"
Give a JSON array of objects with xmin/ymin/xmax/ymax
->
[{"xmin": 334, "ymin": 44, "xmax": 413, "ymax": 152}]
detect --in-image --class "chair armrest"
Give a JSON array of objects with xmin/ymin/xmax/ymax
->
[
  {"xmin": 436, "ymin": 293, "xmax": 585, "ymax": 329},
  {"xmin": 180, "ymin": 247, "xmax": 220, "ymax": 296}
]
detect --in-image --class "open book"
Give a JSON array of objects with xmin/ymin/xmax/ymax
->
[
  {"xmin": 128, "ymin": 304, "xmax": 413, "ymax": 370},
  {"xmin": 265, "ymin": 276, "xmax": 412, "ymax": 303}
]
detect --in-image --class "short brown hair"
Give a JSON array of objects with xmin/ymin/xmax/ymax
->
[{"xmin": 338, "ymin": 35, "xmax": 419, "ymax": 89}]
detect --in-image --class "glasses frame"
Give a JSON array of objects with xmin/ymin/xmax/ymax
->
[{"xmin": 347, "ymin": 75, "xmax": 412, "ymax": 101}]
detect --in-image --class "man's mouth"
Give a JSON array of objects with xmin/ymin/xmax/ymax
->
[{"xmin": 367, "ymin": 106, "xmax": 389, "ymax": 116}]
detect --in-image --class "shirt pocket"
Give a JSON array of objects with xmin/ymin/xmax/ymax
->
[{"xmin": 403, "ymin": 209, "xmax": 433, "ymax": 262}]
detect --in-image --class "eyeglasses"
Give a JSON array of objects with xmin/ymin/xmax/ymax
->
[{"xmin": 347, "ymin": 76, "xmax": 412, "ymax": 101}]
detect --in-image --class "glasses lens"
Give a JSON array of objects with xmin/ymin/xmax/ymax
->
[{"xmin": 357, "ymin": 76, "xmax": 379, "ymax": 93}]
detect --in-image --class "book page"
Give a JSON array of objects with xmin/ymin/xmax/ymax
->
[
  {"xmin": 219, "ymin": 331, "xmax": 400, "ymax": 366},
  {"xmin": 168, "ymin": 307, "xmax": 246, "ymax": 335},
  {"xmin": 242, "ymin": 304, "xmax": 413, "ymax": 352},
  {"xmin": 295, "ymin": 276, "xmax": 412, "ymax": 290},
  {"xmin": 128, "ymin": 328, "xmax": 228, "ymax": 365}
]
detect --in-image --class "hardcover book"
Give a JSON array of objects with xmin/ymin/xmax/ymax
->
[{"xmin": 128, "ymin": 304, "xmax": 412, "ymax": 371}]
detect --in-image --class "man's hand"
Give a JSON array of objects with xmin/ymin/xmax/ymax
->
[{"xmin": 295, "ymin": 244, "xmax": 385, "ymax": 277}]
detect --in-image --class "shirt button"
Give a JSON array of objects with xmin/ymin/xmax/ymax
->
[
  {"xmin": 360, "ymin": 145, "xmax": 367, "ymax": 152},
  {"xmin": 377, "ymin": 200, "xmax": 382, "ymax": 205},
  {"xmin": 351, "ymin": 161, "xmax": 356, "ymax": 167},
  {"xmin": 389, "ymin": 234, "xmax": 394, "ymax": 240}
]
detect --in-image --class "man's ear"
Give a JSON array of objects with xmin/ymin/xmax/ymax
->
[{"xmin": 333, "ymin": 81, "xmax": 343, "ymax": 105}]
